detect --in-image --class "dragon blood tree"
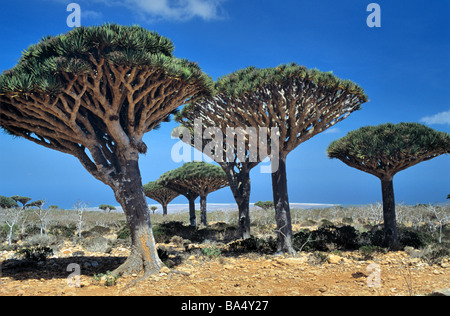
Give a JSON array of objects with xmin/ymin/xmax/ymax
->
[
  {"xmin": 157, "ymin": 161, "xmax": 229, "ymax": 226},
  {"xmin": 0, "ymin": 24, "xmax": 213, "ymax": 276},
  {"xmin": 174, "ymin": 88, "xmax": 274, "ymax": 239},
  {"xmin": 143, "ymin": 181, "xmax": 180, "ymax": 216},
  {"xmin": 179, "ymin": 64, "xmax": 368, "ymax": 253},
  {"xmin": 327, "ymin": 123, "xmax": 450, "ymax": 248}
]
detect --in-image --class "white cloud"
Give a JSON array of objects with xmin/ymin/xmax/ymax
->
[
  {"xmin": 96, "ymin": 0, "xmax": 227, "ymax": 21},
  {"xmin": 323, "ymin": 128, "xmax": 340, "ymax": 134},
  {"xmin": 83, "ymin": 10, "xmax": 103, "ymax": 20},
  {"xmin": 420, "ymin": 109, "xmax": 450, "ymax": 125}
]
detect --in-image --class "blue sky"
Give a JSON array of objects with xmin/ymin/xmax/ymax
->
[{"xmin": 0, "ymin": 0, "xmax": 449, "ymax": 209}]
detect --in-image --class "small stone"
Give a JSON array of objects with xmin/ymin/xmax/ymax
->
[
  {"xmin": 318, "ymin": 286, "xmax": 328, "ymax": 293},
  {"xmin": 327, "ymin": 254, "xmax": 342, "ymax": 264},
  {"xmin": 160, "ymin": 266, "xmax": 171, "ymax": 274}
]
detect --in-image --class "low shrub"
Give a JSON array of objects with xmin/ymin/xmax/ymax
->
[
  {"xmin": 293, "ymin": 225, "xmax": 360, "ymax": 252},
  {"xmin": 227, "ymin": 236, "xmax": 277, "ymax": 254},
  {"xmin": 48, "ymin": 224, "xmax": 77, "ymax": 239},
  {"xmin": 17, "ymin": 246, "xmax": 53, "ymax": 262},
  {"xmin": 116, "ymin": 225, "xmax": 131, "ymax": 240}
]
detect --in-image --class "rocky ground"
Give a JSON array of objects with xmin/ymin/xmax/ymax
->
[{"xmin": 1, "ymin": 241, "xmax": 449, "ymax": 296}]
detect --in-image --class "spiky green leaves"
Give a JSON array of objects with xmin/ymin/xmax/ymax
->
[
  {"xmin": 0, "ymin": 24, "xmax": 212, "ymax": 95},
  {"xmin": 215, "ymin": 63, "xmax": 368, "ymax": 101},
  {"xmin": 157, "ymin": 161, "xmax": 229, "ymax": 196},
  {"xmin": 158, "ymin": 161, "xmax": 227, "ymax": 184},
  {"xmin": 327, "ymin": 122, "xmax": 450, "ymax": 179},
  {"xmin": 143, "ymin": 181, "xmax": 180, "ymax": 205}
]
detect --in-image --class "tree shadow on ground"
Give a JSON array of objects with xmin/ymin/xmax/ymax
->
[{"xmin": 1, "ymin": 256, "xmax": 126, "ymax": 281}]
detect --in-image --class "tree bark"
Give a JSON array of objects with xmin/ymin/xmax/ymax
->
[
  {"xmin": 162, "ymin": 204, "xmax": 168, "ymax": 216},
  {"xmin": 271, "ymin": 155, "xmax": 295, "ymax": 254},
  {"xmin": 237, "ymin": 197, "xmax": 251, "ymax": 240},
  {"xmin": 223, "ymin": 166, "xmax": 252, "ymax": 239},
  {"xmin": 380, "ymin": 176, "xmax": 399, "ymax": 249},
  {"xmin": 188, "ymin": 198, "xmax": 196, "ymax": 227},
  {"xmin": 111, "ymin": 158, "xmax": 163, "ymax": 277},
  {"xmin": 200, "ymin": 195, "xmax": 207, "ymax": 226}
]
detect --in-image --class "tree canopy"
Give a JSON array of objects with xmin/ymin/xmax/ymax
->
[
  {"xmin": 0, "ymin": 196, "xmax": 19, "ymax": 209},
  {"xmin": 158, "ymin": 161, "xmax": 228, "ymax": 196},
  {"xmin": 327, "ymin": 123, "xmax": 450, "ymax": 180},
  {"xmin": 143, "ymin": 181, "xmax": 180, "ymax": 215},
  {"xmin": 157, "ymin": 161, "xmax": 229, "ymax": 225},
  {"xmin": 0, "ymin": 23, "xmax": 213, "ymax": 186}
]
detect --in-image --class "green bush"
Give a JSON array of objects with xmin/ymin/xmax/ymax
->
[
  {"xmin": 116, "ymin": 225, "xmax": 131, "ymax": 240},
  {"xmin": 202, "ymin": 246, "xmax": 222, "ymax": 258},
  {"xmin": 48, "ymin": 224, "xmax": 77, "ymax": 238}
]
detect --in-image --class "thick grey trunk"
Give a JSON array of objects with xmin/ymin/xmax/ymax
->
[
  {"xmin": 237, "ymin": 198, "xmax": 251, "ymax": 240},
  {"xmin": 189, "ymin": 198, "xmax": 196, "ymax": 227},
  {"xmin": 200, "ymin": 195, "xmax": 207, "ymax": 226},
  {"xmin": 111, "ymin": 159, "xmax": 163, "ymax": 276},
  {"xmin": 271, "ymin": 156, "xmax": 295, "ymax": 254},
  {"xmin": 225, "ymin": 167, "xmax": 252, "ymax": 239},
  {"xmin": 381, "ymin": 177, "xmax": 399, "ymax": 249}
]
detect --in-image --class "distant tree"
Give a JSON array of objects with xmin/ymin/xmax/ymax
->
[
  {"xmin": 143, "ymin": 181, "xmax": 180, "ymax": 216},
  {"xmin": 3, "ymin": 207, "xmax": 25, "ymax": 245},
  {"xmin": 150, "ymin": 206, "xmax": 158, "ymax": 214},
  {"xmin": 157, "ymin": 162, "xmax": 229, "ymax": 226},
  {"xmin": 0, "ymin": 196, "xmax": 18, "ymax": 209},
  {"xmin": 0, "ymin": 24, "xmax": 213, "ymax": 276},
  {"xmin": 327, "ymin": 123, "xmax": 450, "ymax": 248},
  {"xmin": 74, "ymin": 201, "xmax": 88, "ymax": 238},
  {"xmin": 99, "ymin": 204, "xmax": 117, "ymax": 213},
  {"xmin": 255, "ymin": 201, "xmax": 274, "ymax": 211},
  {"xmin": 29, "ymin": 200, "xmax": 48, "ymax": 236},
  {"xmin": 10, "ymin": 195, "xmax": 32, "ymax": 208},
  {"xmin": 48, "ymin": 205, "xmax": 59, "ymax": 210}
]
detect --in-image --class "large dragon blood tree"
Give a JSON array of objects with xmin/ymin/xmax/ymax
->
[
  {"xmin": 0, "ymin": 24, "xmax": 213, "ymax": 276},
  {"xmin": 178, "ymin": 64, "xmax": 368, "ymax": 253},
  {"xmin": 327, "ymin": 123, "xmax": 450, "ymax": 248}
]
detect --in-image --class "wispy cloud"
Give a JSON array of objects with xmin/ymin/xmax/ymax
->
[
  {"xmin": 83, "ymin": 10, "xmax": 103, "ymax": 20},
  {"xmin": 420, "ymin": 109, "xmax": 450, "ymax": 125},
  {"xmin": 323, "ymin": 128, "xmax": 340, "ymax": 135},
  {"xmin": 93, "ymin": 0, "xmax": 227, "ymax": 21},
  {"xmin": 51, "ymin": 0, "xmax": 227, "ymax": 22}
]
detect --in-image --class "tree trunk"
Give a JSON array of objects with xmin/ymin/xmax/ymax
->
[
  {"xmin": 162, "ymin": 204, "xmax": 168, "ymax": 216},
  {"xmin": 200, "ymin": 195, "xmax": 207, "ymax": 226},
  {"xmin": 237, "ymin": 197, "xmax": 251, "ymax": 240},
  {"xmin": 380, "ymin": 177, "xmax": 399, "ymax": 249},
  {"xmin": 188, "ymin": 198, "xmax": 196, "ymax": 227},
  {"xmin": 111, "ymin": 159, "xmax": 163, "ymax": 277},
  {"xmin": 224, "ymin": 166, "xmax": 252, "ymax": 239},
  {"xmin": 271, "ymin": 155, "xmax": 295, "ymax": 254}
]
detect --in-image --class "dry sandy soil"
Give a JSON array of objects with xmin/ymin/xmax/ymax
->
[{"xmin": 1, "ymin": 243, "xmax": 449, "ymax": 296}]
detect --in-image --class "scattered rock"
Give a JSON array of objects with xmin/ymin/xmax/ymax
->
[{"xmin": 327, "ymin": 254, "xmax": 342, "ymax": 264}]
